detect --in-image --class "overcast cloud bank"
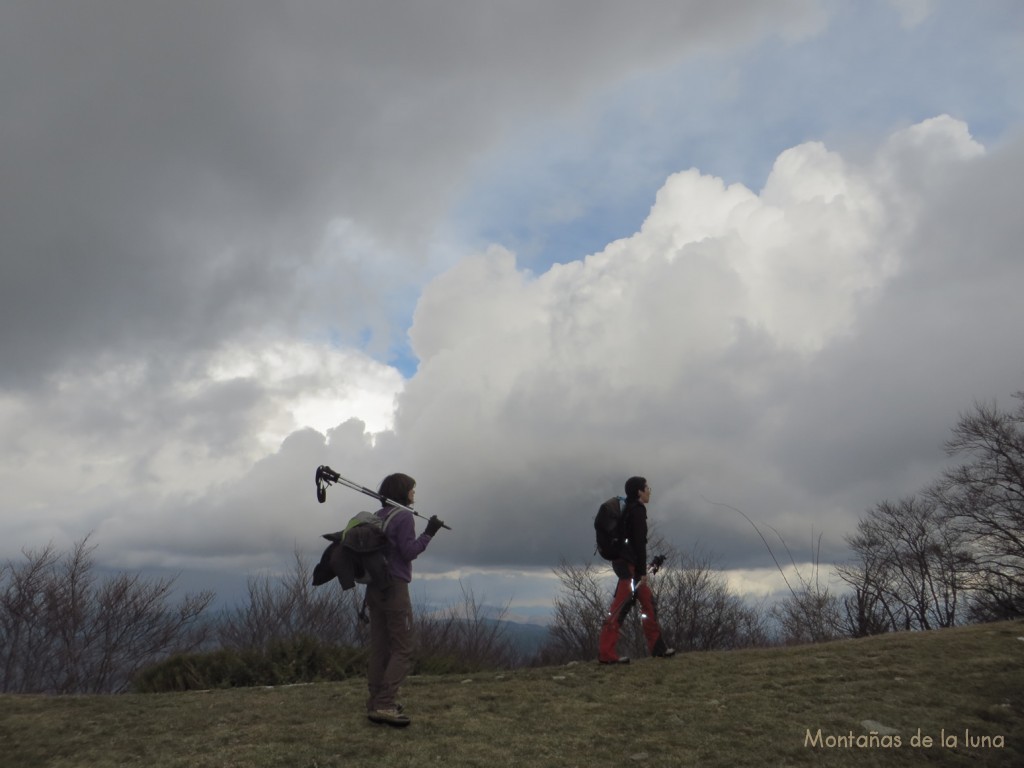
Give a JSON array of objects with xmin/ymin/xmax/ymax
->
[
  {"xmin": 7, "ymin": 115, "xmax": 1015, "ymax": 613},
  {"xmin": 2, "ymin": 2, "xmax": 1022, "ymax": 620}
]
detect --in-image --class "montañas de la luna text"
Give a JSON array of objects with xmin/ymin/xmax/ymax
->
[{"xmin": 804, "ymin": 729, "xmax": 1005, "ymax": 750}]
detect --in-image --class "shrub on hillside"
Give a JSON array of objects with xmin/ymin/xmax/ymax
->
[
  {"xmin": 132, "ymin": 636, "xmax": 368, "ymax": 692},
  {"xmin": 133, "ymin": 633, "xmax": 499, "ymax": 692},
  {"xmin": 0, "ymin": 537, "xmax": 212, "ymax": 694}
]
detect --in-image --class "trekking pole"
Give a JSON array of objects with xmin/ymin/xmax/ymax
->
[
  {"xmin": 315, "ymin": 465, "xmax": 452, "ymax": 530},
  {"xmin": 612, "ymin": 554, "xmax": 667, "ymax": 656},
  {"xmin": 631, "ymin": 553, "xmax": 667, "ymax": 648},
  {"xmin": 627, "ymin": 554, "xmax": 666, "ymax": 607},
  {"xmin": 616, "ymin": 553, "xmax": 667, "ymax": 625},
  {"xmin": 635, "ymin": 554, "xmax": 666, "ymax": 588}
]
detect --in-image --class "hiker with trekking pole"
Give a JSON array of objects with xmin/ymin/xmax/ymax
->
[
  {"xmin": 595, "ymin": 476, "xmax": 675, "ymax": 664},
  {"xmin": 311, "ymin": 466, "xmax": 448, "ymax": 727}
]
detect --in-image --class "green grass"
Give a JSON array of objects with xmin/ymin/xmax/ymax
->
[{"xmin": 2, "ymin": 620, "xmax": 1022, "ymax": 767}]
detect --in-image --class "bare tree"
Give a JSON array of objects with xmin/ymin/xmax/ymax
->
[
  {"xmin": 929, "ymin": 394, "xmax": 1024, "ymax": 619},
  {"xmin": 0, "ymin": 537, "xmax": 213, "ymax": 693},
  {"xmin": 541, "ymin": 549, "xmax": 770, "ymax": 663},
  {"xmin": 657, "ymin": 550, "xmax": 772, "ymax": 651},
  {"xmin": 218, "ymin": 551, "xmax": 366, "ymax": 650},
  {"xmin": 218, "ymin": 559, "xmax": 521, "ymax": 670},
  {"xmin": 836, "ymin": 497, "xmax": 973, "ymax": 633},
  {"xmin": 768, "ymin": 532, "xmax": 843, "ymax": 645},
  {"xmin": 710, "ymin": 498, "xmax": 843, "ymax": 645},
  {"xmin": 835, "ymin": 545, "xmax": 902, "ymax": 638},
  {"xmin": 414, "ymin": 582, "xmax": 520, "ymax": 670},
  {"xmin": 772, "ymin": 586, "xmax": 843, "ymax": 645},
  {"xmin": 541, "ymin": 559, "xmax": 635, "ymax": 664},
  {"xmin": 0, "ymin": 543, "xmax": 59, "ymax": 692}
]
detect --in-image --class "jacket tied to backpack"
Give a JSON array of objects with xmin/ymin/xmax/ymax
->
[{"xmin": 312, "ymin": 509, "xmax": 399, "ymax": 590}]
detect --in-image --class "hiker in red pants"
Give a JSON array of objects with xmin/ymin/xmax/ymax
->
[{"xmin": 598, "ymin": 476, "xmax": 675, "ymax": 663}]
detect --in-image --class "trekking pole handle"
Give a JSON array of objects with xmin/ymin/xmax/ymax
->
[{"xmin": 631, "ymin": 554, "xmax": 667, "ymax": 597}]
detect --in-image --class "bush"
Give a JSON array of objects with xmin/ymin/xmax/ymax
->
[
  {"xmin": 1, "ymin": 536, "xmax": 213, "ymax": 693},
  {"xmin": 133, "ymin": 637, "xmax": 368, "ymax": 692}
]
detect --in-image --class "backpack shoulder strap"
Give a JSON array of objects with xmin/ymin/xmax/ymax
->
[{"xmin": 380, "ymin": 506, "xmax": 402, "ymax": 532}]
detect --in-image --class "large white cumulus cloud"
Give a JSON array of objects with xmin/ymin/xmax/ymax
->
[{"xmin": 382, "ymin": 115, "xmax": 1013, "ymax": 571}]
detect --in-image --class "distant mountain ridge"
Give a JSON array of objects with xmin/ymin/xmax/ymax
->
[{"xmin": 488, "ymin": 617, "xmax": 551, "ymax": 657}]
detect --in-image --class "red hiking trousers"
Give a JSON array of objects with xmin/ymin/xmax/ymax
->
[{"xmin": 598, "ymin": 563, "xmax": 665, "ymax": 662}]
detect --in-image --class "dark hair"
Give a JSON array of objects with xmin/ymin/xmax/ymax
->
[
  {"xmin": 378, "ymin": 473, "xmax": 416, "ymax": 506},
  {"xmin": 624, "ymin": 476, "xmax": 648, "ymax": 501}
]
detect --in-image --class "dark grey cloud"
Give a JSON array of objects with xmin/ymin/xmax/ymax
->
[{"xmin": 0, "ymin": 1, "xmax": 819, "ymax": 387}]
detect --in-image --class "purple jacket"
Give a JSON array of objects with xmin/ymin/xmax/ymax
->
[{"xmin": 376, "ymin": 506, "xmax": 432, "ymax": 583}]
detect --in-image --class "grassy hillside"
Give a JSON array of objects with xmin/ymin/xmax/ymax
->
[{"xmin": 2, "ymin": 620, "xmax": 1022, "ymax": 768}]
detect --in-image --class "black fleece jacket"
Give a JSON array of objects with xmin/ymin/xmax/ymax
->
[{"xmin": 621, "ymin": 499, "xmax": 648, "ymax": 578}]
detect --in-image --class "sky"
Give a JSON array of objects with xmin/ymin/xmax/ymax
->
[{"xmin": 2, "ymin": 0, "xmax": 1023, "ymax": 624}]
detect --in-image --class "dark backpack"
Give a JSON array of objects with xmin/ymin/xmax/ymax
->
[
  {"xmin": 594, "ymin": 496, "xmax": 627, "ymax": 560},
  {"xmin": 312, "ymin": 508, "xmax": 400, "ymax": 590}
]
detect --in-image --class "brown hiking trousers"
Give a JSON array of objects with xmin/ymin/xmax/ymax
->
[{"xmin": 365, "ymin": 580, "xmax": 414, "ymax": 712}]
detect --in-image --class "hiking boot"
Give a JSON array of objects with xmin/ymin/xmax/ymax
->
[
  {"xmin": 599, "ymin": 656, "xmax": 630, "ymax": 665},
  {"xmin": 368, "ymin": 708, "xmax": 411, "ymax": 727}
]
